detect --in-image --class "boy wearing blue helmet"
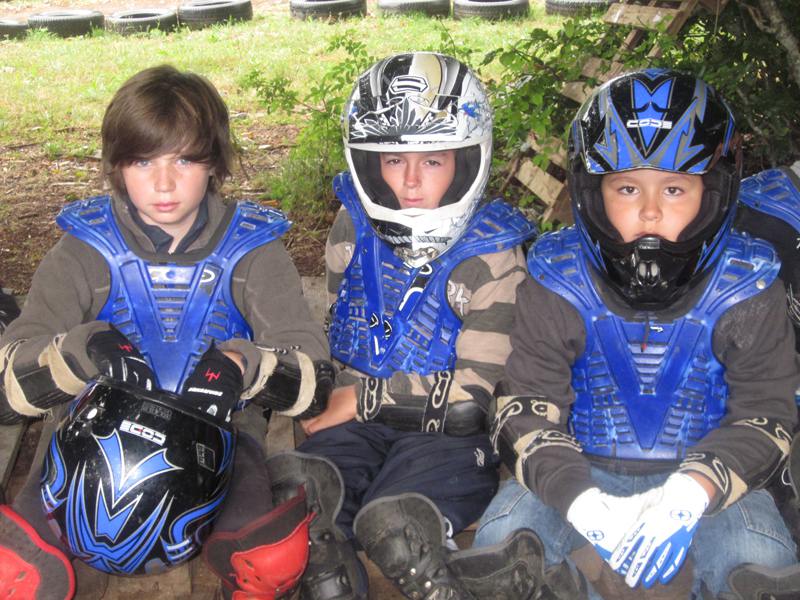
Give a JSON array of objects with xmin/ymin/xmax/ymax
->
[{"xmin": 475, "ymin": 68, "xmax": 800, "ymax": 599}]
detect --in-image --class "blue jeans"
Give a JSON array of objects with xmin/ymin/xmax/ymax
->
[{"xmin": 474, "ymin": 468, "xmax": 797, "ymax": 597}]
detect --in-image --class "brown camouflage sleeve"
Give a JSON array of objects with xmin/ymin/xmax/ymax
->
[{"xmin": 680, "ymin": 279, "xmax": 799, "ymax": 512}]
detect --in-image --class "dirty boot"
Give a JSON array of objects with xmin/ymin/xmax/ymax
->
[
  {"xmin": 354, "ymin": 493, "xmax": 475, "ymax": 600},
  {"xmin": 446, "ymin": 528, "xmax": 546, "ymax": 600}
]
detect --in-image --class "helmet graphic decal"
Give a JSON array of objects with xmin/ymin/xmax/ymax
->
[
  {"xmin": 67, "ymin": 463, "xmax": 172, "ymax": 573},
  {"xmin": 630, "ymin": 74, "xmax": 674, "ymax": 149},
  {"xmin": 93, "ymin": 429, "xmax": 181, "ymax": 542}
]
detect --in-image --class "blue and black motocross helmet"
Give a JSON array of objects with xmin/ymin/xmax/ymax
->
[
  {"xmin": 568, "ymin": 68, "xmax": 742, "ymax": 309},
  {"xmin": 41, "ymin": 377, "xmax": 235, "ymax": 575}
]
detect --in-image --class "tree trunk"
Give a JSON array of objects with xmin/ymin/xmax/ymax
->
[{"xmin": 745, "ymin": 0, "xmax": 800, "ymax": 91}]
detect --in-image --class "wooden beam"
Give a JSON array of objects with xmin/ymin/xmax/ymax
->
[
  {"xmin": 515, "ymin": 159, "xmax": 567, "ymax": 208},
  {"xmin": 604, "ymin": 4, "xmax": 681, "ymax": 31},
  {"xmin": 0, "ymin": 423, "xmax": 25, "ymax": 503},
  {"xmin": 560, "ymin": 81, "xmax": 591, "ymax": 104},
  {"xmin": 527, "ymin": 133, "xmax": 568, "ymax": 169}
]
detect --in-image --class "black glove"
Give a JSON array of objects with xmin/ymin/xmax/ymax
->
[
  {"xmin": 181, "ymin": 344, "xmax": 243, "ymax": 423},
  {"xmin": 86, "ymin": 328, "xmax": 156, "ymax": 390}
]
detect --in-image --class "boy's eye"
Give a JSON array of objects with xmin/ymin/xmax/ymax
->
[
  {"xmin": 176, "ymin": 158, "xmax": 193, "ymax": 166},
  {"xmin": 424, "ymin": 159, "xmax": 442, "ymax": 167},
  {"xmin": 665, "ymin": 186, "xmax": 683, "ymax": 195},
  {"xmin": 619, "ymin": 185, "xmax": 637, "ymax": 195},
  {"xmin": 133, "ymin": 159, "xmax": 150, "ymax": 167}
]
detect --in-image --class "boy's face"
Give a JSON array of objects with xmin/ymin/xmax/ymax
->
[
  {"xmin": 122, "ymin": 153, "xmax": 211, "ymax": 245},
  {"xmin": 379, "ymin": 150, "xmax": 456, "ymax": 210},
  {"xmin": 601, "ymin": 169, "xmax": 704, "ymax": 243}
]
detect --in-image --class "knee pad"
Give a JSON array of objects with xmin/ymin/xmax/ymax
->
[
  {"xmin": 0, "ymin": 505, "xmax": 75, "ymax": 600},
  {"xmin": 204, "ymin": 490, "xmax": 312, "ymax": 599}
]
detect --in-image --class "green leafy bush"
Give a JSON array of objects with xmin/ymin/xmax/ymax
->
[
  {"xmin": 241, "ymin": 33, "xmax": 377, "ymax": 212},
  {"xmin": 484, "ymin": 1, "xmax": 800, "ymax": 203}
]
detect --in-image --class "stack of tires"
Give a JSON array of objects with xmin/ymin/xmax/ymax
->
[
  {"xmin": 291, "ymin": 0, "xmax": 529, "ymax": 19},
  {"xmin": 0, "ymin": 0, "xmax": 253, "ymax": 39}
]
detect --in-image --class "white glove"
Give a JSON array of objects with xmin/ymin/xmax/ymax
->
[
  {"xmin": 566, "ymin": 487, "xmax": 656, "ymax": 561},
  {"xmin": 610, "ymin": 473, "xmax": 710, "ymax": 588}
]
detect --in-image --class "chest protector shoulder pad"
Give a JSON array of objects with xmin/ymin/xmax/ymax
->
[
  {"xmin": 529, "ymin": 226, "xmax": 779, "ymax": 461},
  {"xmin": 57, "ymin": 196, "xmax": 290, "ymax": 393},
  {"xmin": 329, "ymin": 172, "xmax": 535, "ymax": 378},
  {"xmin": 740, "ymin": 167, "xmax": 800, "ymax": 233}
]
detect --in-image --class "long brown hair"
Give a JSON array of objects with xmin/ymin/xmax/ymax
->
[{"xmin": 101, "ymin": 64, "xmax": 234, "ymax": 197}]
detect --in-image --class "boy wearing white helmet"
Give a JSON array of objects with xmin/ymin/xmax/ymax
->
[{"xmin": 268, "ymin": 52, "xmax": 543, "ymax": 600}]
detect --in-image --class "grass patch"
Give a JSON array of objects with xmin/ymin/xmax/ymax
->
[{"xmin": 0, "ymin": 5, "xmax": 564, "ymax": 152}]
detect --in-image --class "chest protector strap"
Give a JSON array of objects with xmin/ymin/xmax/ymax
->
[
  {"xmin": 329, "ymin": 172, "xmax": 535, "ymax": 378},
  {"xmin": 529, "ymin": 227, "xmax": 779, "ymax": 461},
  {"xmin": 57, "ymin": 196, "xmax": 290, "ymax": 393}
]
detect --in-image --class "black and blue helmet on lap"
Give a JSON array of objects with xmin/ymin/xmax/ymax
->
[
  {"xmin": 568, "ymin": 68, "xmax": 742, "ymax": 309},
  {"xmin": 40, "ymin": 377, "xmax": 235, "ymax": 575}
]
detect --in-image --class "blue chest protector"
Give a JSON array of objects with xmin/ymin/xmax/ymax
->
[
  {"xmin": 739, "ymin": 167, "xmax": 800, "ymax": 232},
  {"xmin": 57, "ymin": 196, "xmax": 290, "ymax": 393},
  {"xmin": 329, "ymin": 172, "xmax": 536, "ymax": 378},
  {"xmin": 529, "ymin": 226, "xmax": 779, "ymax": 461}
]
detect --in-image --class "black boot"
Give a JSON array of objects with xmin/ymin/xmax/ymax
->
[
  {"xmin": 266, "ymin": 450, "xmax": 368, "ymax": 600},
  {"xmin": 722, "ymin": 563, "xmax": 800, "ymax": 600},
  {"xmin": 354, "ymin": 493, "xmax": 475, "ymax": 600},
  {"xmin": 446, "ymin": 528, "xmax": 547, "ymax": 600}
]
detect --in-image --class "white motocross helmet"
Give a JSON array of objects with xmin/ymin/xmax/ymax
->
[{"xmin": 343, "ymin": 52, "xmax": 493, "ymax": 267}]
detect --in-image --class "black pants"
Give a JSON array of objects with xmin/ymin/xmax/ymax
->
[{"xmin": 298, "ymin": 421, "xmax": 499, "ymax": 539}]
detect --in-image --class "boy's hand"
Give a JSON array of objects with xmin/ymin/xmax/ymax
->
[
  {"xmin": 567, "ymin": 487, "xmax": 656, "ymax": 562},
  {"xmin": 610, "ymin": 473, "xmax": 709, "ymax": 588},
  {"xmin": 181, "ymin": 345, "xmax": 244, "ymax": 422},
  {"xmin": 86, "ymin": 328, "xmax": 155, "ymax": 390},
  {"xmin": 300, "ymin": 384, "xmax": 357, "ymax": 436}
]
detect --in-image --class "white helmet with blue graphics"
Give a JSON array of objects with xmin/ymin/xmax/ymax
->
[{"xmin": 342, "ymin": 52, "xmax": 493, "ymax": 267}]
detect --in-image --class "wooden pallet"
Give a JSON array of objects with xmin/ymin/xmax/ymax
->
[{"xmin": 514, "ymin": 0, "xmax": 730, "ymax": 222}]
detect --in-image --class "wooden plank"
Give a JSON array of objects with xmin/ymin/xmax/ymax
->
[
  {"xmin": 604, "ymin": 4, "xmax": 680, "ymax": 31},
  {"xmin": 515, "ymin": 159, "xmax": 567, "ymax": 208},
  {"xmin": 0, "ymin": 422, "xmax": 25, "ymax": 503},
  {"xmin": 560, "ymin": 80, "xmax": 591, "ymax": 104},
  {"xmin": 581, "ymin": 57, "xmax": 626, "ymax": 83},
  {"xmin": 543, "ymin": 188, "xmax": 574, "ymax": 225},
  {"xmin": 526, "ymin": 133, "xmax": 568, "ymax": 169}
]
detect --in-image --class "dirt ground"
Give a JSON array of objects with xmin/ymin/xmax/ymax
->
[{"xmin": 0, "ymin": 121, "xmax": 333, "ymax": 295}]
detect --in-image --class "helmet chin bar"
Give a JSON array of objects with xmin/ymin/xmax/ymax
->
[{"xmin": 605, "ymin": 235, "xmax": 701, "ymax": 310}]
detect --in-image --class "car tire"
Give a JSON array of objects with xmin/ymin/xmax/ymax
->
[
  {"xmin": 378, "ymin": 0, "xmax": 450, "ymax": 16},
  {"xmin": 107, "ymin": 9, "xmax": 178, "ymax": 34},
  {"xmin": 27, "ymin": 10, "xmax": 105, "ymax": 38},
  {"xmin": 453, "ymin": 0, "xmax": 528, "ymax": 19},
  {"xmin": 544, "ymin": 0, "xmax": 611, "ymax": 15},
  {"xmin": 290, "ymin": 0, "xmax": 367, "ymax": 19},
  {"xmin": 0, "ymin": 19, "xmax": 27, "ymax": 39},
  {"xmin": 177, "ymin": 0, "xmax": 253, "ymax": 30}
]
